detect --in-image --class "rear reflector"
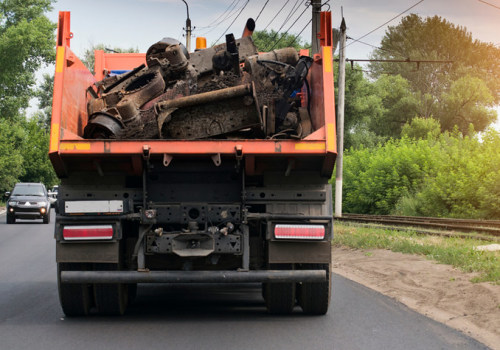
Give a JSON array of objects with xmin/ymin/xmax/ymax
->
[
  {"xmin": 63, "ymin": 225, "xmax": 113, "ymax": 240},
  {"xmin": 274, "ymin": 224, "xmax": 325, "ymax": 240}
]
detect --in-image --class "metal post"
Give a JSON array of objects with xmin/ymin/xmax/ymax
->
[
  {"xmin": 311, "ymin": 0, "xmax": 322, "ymax": 54},
  {"xmin": 335, "ymin": 18, "xmax": 346, "ymax": 218},
  {"xmin": 181, "ymin": 0, "xmax": 191, "ymax": 52}
]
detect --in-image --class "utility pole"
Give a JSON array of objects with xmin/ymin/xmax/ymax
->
[
  {"xmin": 181, "ymin": 0, "xmax": 192, "ymax": 52},
  {"xmin": 311, "ymin": 0, "xmax": 322, "ymax": 54},
  {"xmin": 335, "ymin": 18, "xmax": 346, "ymax": 218}
]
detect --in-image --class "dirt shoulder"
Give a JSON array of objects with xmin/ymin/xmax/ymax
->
[{"xmin": 333, "ymin": 247, "xmax": 500, "ymax": 350}]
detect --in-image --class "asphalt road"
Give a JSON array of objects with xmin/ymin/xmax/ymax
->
[{"xmin": 0, "ymin": 211, "xmax": 489, "ymax": 350}]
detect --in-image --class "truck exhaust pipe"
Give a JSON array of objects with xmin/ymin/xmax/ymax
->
[{"xmin": 242, "ymin": 18, "xmax": 255, "ymax": 37}]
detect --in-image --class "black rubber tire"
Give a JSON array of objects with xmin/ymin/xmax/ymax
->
[
  {"xmin": 264, "ymin": 282, "xmax": 296, "ymax": 314},
  {"xmin": 58, "ymin": 263, "xmax": 93, "ymax": 317},
  {"xmin": 6, "ymin": 214, "xmax": 15, "ymax": 224},
  {"xmin": 94, "ymin": 264, "xmax": 128, "ymax": 315},
  {"xmin": 43, "ymin": 211, "xmax": 50, "ymax": 224},
  {"xmin": 298, "ymin": 264, "xmax": 331, "ymax": 315},
  {"xmin": 127, "ymin": 283, "xmax": 137, "ymax": 306}
]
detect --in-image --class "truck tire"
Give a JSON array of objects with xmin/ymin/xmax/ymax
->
[
  {"xmin": 6, "ymin": 214, "xmax": 15, "ymax": 224},
  {"xmin": 94, "ymin": 264, "xmax": 128, "ymax": 315},
  {"xmin": 264, "ymin": 282, "xmax": 296, "ymax": 314},
  {"xmin": 43, "ymin": 211, "xmax": 50, "ymax": 224},
  {"xmin": 298, "ymin": 263, "xmax": 331, "ymax": 315},
  {"xmin": 127, "ymin": 283, "xmax": 137, "ymax": 306},
  {"xmin": 58, "ymin": 263, "xmax": 93, "ymax": 316}
]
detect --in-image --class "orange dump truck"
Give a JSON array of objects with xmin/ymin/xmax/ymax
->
[{"xmin": 50, "ymin": 11, "xmax": 337, "ymax": 316}]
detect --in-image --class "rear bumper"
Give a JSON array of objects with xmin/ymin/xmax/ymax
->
[{"xmin": 60, "ymin": 269, "xmax": 326, "ymax": 284}]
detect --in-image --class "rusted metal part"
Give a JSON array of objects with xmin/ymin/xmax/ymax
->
[
  {"xmin": 164, "ymin": 44, "xmax": 189, "ymax": 73},
  {"xmin": 155, "ymin": 85, "xmax": 254, "ymax": 140},
  {"xmin": 225, "ymin": 34, "xmax": 240, "ymax": 76},
  {"xmin": 189, "ymin": 36, "xmax": 257, "ymax": 76},
  {"xmin": 84, "ymin": 112, "xmax": 124, "ymax": 139},
  {"xmin": 100, "ymin": 64, "xmax": 146, "ymax": 93},
  {"xmin": 116, "ymin": 68, "xmax": 165, "ymax": 122},
  {"xmin": 161, "ymin": 94, "xmax": 260, "ymax": 139},
  {"xmin": 244, "ymin": 48, "xmax": 299, "ymax": 76},
  {"xmin": 242, "ymin": 18, "xmax": 255, "ymax": 37},
  {"xmin": 156, "ymin": 84, "xmax": 251, "ymax": 112}
]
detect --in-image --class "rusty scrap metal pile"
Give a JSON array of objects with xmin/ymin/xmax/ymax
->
[{"xmin": 84, "ymin": 34, "xmax": 314, "ymax": 140}]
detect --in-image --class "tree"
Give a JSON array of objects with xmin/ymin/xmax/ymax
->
[
  {"xmin": 333, "ymin": 60, "xmax": 386, "ymax": 149},
  {"xmin": 438, "ymin": 75, "xmax": 496, "ymax": 134},
  {"xmin": 401, "ymin": 116, "xmax": 441, "ymax": 140},
  {"xmin": 252, "ymin": 30, "xmax": 309, "ymax": 52},
  {"xmin": 19, "ymin": 116, "xmax": 58, "ymax": 186},
  {"xmin": 368, "ymin": 74, "xmax": 419, "ymax": 138},
  {"xmin": 0, "ymin": 0, "xmax": 56, "ymax": 121},
  {"xmin": 369, "ymin": 14, "xmax": 500, "ymax": 132},
  {"xmin": 35, "ymin": 73, "xmax": 53, "ymax": 131},
  {"xmin": 0, "ymin": 119, "xmax": 24, "ymax": 194}
]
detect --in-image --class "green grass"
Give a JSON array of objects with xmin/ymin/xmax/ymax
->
[{"xmin": 333, "ymin": 222, "xmax": 500, "ymax": 284}]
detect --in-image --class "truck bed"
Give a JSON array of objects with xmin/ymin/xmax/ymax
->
[{"xmin": 49, "ymin": 12, "xmax": 336, "ymax": 178}]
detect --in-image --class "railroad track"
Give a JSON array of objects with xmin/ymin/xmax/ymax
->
[{"xmin": 335, "ymin": 213, "xmax": 500, "ymax": 239}]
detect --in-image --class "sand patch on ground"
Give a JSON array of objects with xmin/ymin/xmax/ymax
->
[{"xmin": 332, "ymin": 247, "xmax": 500, "ymax": 349}]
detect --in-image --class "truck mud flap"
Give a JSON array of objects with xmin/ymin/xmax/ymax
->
[{"xmin": 60, "ymin": 270, "xmax": 326, "ymax": 284}]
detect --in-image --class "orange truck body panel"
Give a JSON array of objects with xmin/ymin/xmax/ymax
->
[{"xmin": 49, "ymin": 11, "xmax": 337, "ymax": 177}]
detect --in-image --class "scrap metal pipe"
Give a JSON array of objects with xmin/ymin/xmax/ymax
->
[
  {"xmin": 61, "ymin": 269, "xmax": 326, "ymax": 284},
  {"xmin": 155, "ymin": 84, "xmax": 252, "ymax": 112},
  {"xmin": 242, "ymin": 18, "xmax": 255, "ymax": 37}
]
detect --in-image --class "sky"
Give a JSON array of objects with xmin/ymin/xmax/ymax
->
[{"xmin": 42, "ymin": 0, "xmax": 500, "ymax": 125}]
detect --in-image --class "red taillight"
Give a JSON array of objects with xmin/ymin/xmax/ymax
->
[
  {"xmin": 63, "ymin": 225, "xmax": 113, "ymax": 240},
  {"xmin": 274, "ymin": 224, "xmax": 325, "ymax": 240}
]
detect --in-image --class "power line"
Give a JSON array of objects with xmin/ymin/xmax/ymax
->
[
  {"xmin": 255, "ymin": 0, "xmax": 270, "ymax": 22},
  {"xmin": 288, "ymin": 18, "xmax": 313, "ymax": 47},
  {"xmin": 215, "ymin": 0, "xmax": 251, "ymax": 44},
  {"xmin": 197, "ymin": 0, "xmax": 239, "ymax": 29},
  {"xmin": 345, "ymin": 0, "xmax": 425, "ymax": 48},
  {"xmin": 265, "ymin": 0, "xmax": 302, "ymax": 46},
  {"xmin": 478, "ymin": 0, "xmax": 500, "ymax": 10},
  {"xmin": 283, "ymin": 0, "xmax": 303, "ymax": 23},
  {"xmin": 346, "ymin": 36, "xmax": 406, "ymax": 58},
  {"xmin": 269, "ymin": 2, "xmax": 311, "ymax": 50},
  {"xmin": 200, "ymin": 0, "xmax": 242, "ymax": 35},
  {"xmin": 263, "ymin": 0, "xmax": 292, "ymax": 31}
]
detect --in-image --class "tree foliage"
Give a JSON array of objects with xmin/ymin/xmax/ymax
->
[
  {"xmin": 369, "ymin": 74, "xmax": 419, "ymax": 138},
  {"xmin": 401, "ymin": 116, "xmax": 441, "ymax": 140},
  {"xmin": 438, "ymin": 75, "xmax": 496, "ymax": 133},
  {"xmin": 340, "ymin": 137, "xmax": 440, "ymax": 214},
  {"xmin": 369, "ymin": 14, "xmax": 500, "ymax": 134},
  {"xmin": 252, "ymin": 30, "xmax": 309, "ymax": 52},
  {"xmin": 0, "ymin": 119, "xmax": 24, "ymax": 194},
  {"xmin": 0, "ymin": 0, "xmax": 56, "ymax": 120},
  {"xmin": 339, "ymin": 125, "xmax": 500, "ymax": 219},
  {"xmin": 35, "ymin": 73, "xmax": 53, "ymax": 131},
  {"xmin": 19, "ymin": 116, "xmax": 57, "ymax": 186}
]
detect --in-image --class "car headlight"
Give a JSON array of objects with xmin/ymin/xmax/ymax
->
[
  {"xmin": 38, "ymin": 201, "xmax": 48, "ymax": 207},
  {"xmin": 8, "ymin": 201, "xmax": 17, "ymax": 206}
]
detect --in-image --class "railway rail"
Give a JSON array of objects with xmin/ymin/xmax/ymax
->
[{"xmin": 335, "ymin": 214, "xmax": 500, "ymax": 240}]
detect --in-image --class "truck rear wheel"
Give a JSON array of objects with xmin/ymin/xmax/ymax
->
[
  {"xmin": 264, "ymin": 282, "xmax": 296, "ymax": 314},
  {"xmin": 298, "ymin": 264, "xmax": 331, "ymax": 315},
  {"xmin": 57, "ymin": 263, "xmax": 93, "ymax": 316},
  {"xmin": 93, "ymin": 264, "xmax": 128, "ymax": 315}
]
